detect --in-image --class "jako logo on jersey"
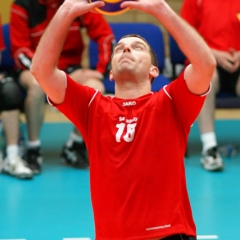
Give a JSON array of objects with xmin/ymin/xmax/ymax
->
[{"xmin": 122, "ymin": 101, "xmax": 136, "ymax": 106}]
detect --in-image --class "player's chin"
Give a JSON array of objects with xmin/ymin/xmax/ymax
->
[{"xmin": 119, "ymin": 65, "xmax": 136, "ymax": 75}]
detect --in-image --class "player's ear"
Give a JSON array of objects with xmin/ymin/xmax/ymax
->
[
  {"xmin": 109, "ymin": 70, "xmax": 114, "ymax": 81},
  {"xmin": 149, "ymin": 66, "xmax": 159, "ymax": 79}
]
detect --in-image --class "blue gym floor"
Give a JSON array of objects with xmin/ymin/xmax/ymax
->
[{"xmin": 0, "ymin": 120, "xmax": 240, "ymax": 240}]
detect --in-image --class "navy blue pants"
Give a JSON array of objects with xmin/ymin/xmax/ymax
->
[{"xmin": 162, "ymin": 234, "xmax": 196, "ymax": 240}]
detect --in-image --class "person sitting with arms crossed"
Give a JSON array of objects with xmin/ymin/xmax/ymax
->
[
  {"xmin": 31, "ymin": 0, "xmax": 216, "ymax": 239},
  {"xmin": 181, "ymin": 0, "xmax": 240, "ymax": 171}
]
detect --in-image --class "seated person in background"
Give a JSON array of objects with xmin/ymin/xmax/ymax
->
[
  {"xmin": 0, "ymin": 14, "xmax": 33, "ymax": 179},
  {"xmin": 181, "ymin": 0, "xmax": 240, "ymax": 171},
  {"xmin": 10, "ymin": 0, "xmax": 115, "ymax": 173}
]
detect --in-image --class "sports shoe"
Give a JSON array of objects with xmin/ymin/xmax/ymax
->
[
  {"xmin": 61, "ymin": 141, "xmax": 89, "ymax": 169},
  {"xmin": 201, "ymin": 147, "xmax": 224, "ymax": 171},
  {"xmin": 25, "ymin": 147, "xmax": 42, "ymax": 174},
  {"xmin": 1, "ymin": 156, "xmax": 33, "ymax": 179}
]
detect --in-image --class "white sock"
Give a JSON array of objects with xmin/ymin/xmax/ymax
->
[
  {"xmin": 27, "ymin": 140, "xmax": 41, "ymax": 149},
  {"xmin": 6, "ymin": 145, "xmax": 19, "ymax": 160},
  {"xmin": 66, "ymin": 132, "xmax": 83, "ymax": 147},
  {"xmin": 200, "ymin": 132, "xmax": 217, "ymax": 154}
]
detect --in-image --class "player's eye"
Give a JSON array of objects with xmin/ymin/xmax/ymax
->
[
  {"xmin": 134, "ymin": 45, "xmax": 143, "ymax": 50},
  {"xmin": 115, "ymin": 46, "xmax": 123, "ymax": 53}
]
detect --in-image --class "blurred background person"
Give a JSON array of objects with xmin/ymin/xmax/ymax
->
[
  {"xmin": 181, "ymin": 0, "xmax": 240, "ymax": 171},
  {"xmin": 0, "ymin": 14, "xmax": 33, "ymax": 179},
  {"xmin": 10, "ymin": 0, "xmax": 115, "ymax": 173}
]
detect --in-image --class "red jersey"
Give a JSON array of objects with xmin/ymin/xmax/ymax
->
[
  {"xmin": 0, "ymin": 16, "xmax": 5, "ymax": 51},
  {"xmin": 10, "ymin": 0, "xmax": 114, "ymax": 74},
  {"xmin": 55, "ymin": 72, "xmax": 205, "ymax": 239},
  {"xmin": 181, "ymin": 0, "xmax": 240, "ymax": 51}
]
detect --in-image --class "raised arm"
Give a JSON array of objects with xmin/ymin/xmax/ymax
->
[
  {"xmin": 122, "ymin": 0, "xmax": 216, "ymax": 95},
  {"xmin": 30, "ymin": 0, "xmax": 105, "ymax": 104}
]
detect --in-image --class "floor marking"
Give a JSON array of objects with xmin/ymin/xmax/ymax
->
[
  {"xmin": 63, "ymin": 238, "xmax": 91, "ymax": 240},
  {"xmin": 197, "ymin": 236, "xmax": 218, "ymax": 239}
]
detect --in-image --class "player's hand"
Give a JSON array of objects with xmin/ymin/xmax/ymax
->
[
  {"xmin": 121, "ymin": 0, "xmax": 165, "ymax": 15},
  {"xmin": 212, "ymin": 49, "xmax": 240, "ymax": 73},
  {"xmin": 229, "ymin": 48, "xmax": 240, "ymax": 72},
  {"xmin": 62, "ymin": 0, "xmax": 105, "ymax": 16}
]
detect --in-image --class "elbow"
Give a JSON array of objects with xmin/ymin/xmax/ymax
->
[
  {"xmin": 205, "ymin": 47, "xmax": 217, "ymax": 65},
  {"xmin": 209, "ymin": 54, "xmax": 217, "ymax": 69},
  {"xmin": 210, "ymin": 58, "xmax": 217, "ymax": 76},
  {"xmin": 204, "ymin": 53, "xmax": 217, "ymax": 76},
  {"xmin": 30, "ymin": 59, "xmax": 49, "ymax": 82}
]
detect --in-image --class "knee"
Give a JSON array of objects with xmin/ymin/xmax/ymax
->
[
  {"xmin": 28, "ymin": 81, "xmax": 45, "ymax": 98},
  {"xmin": 0, "ymin": 76, "xmax": 23, "ymax": 111},
  {"xmin": 92, "ymin": 79, "xmax": 105, "ymax": 94},
  {"xmin": 86, "ymin": 78, "xmax": 105, "ymax": 94},
  {"xmin": 210, "ymin": 70, "xmax": 220, "ymax": 95},
  {"xmin": 22, "ymin": 74, "xmax": 45, "ymax": 100},
  {"xmin": 20, "ymin": 70, "xmax": 45, "ymax": 97}
]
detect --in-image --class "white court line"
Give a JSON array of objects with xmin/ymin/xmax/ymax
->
[
  {"xmin": 63, "ymin": 238, "xmax": 91, "ymax": 240},
  {"xmin": 0, "ymin": 238, "xmax": 91, "ymax": 240},
  {"xmin": 197, "ymin": 236, "xmax": 218, "ymax": 239}
]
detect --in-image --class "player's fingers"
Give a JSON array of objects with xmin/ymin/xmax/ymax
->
[
  {"xmin": 231, "ymin": 61, "xmax": 240, "ymax": 73},
  {"xmin": 224, "ymin": 54, "xmax": 235, "ymax": 64},
  {"xmin": 120, "ymin": 0, "xmax": 138, "ymax": 9},
  {"xmin": 87, "ymin": 1, "xmax": 105, "ymax": 11},
  {"xmin": 231, "ymin": 53, "xmax": 240, "ymax": 63},
  {"xmin": 223, "ymin": 61, "xmax": 236, "ymax": 73}
]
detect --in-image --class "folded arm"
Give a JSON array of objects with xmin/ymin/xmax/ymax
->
[{"xmin": 212, "ymin": 49, "xmax": 240, "ymax": 73}]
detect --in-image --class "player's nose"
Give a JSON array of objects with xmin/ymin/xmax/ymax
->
[{"xmin": 123, "ymin": 44, "xmax": 131, "ymax": 52}]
